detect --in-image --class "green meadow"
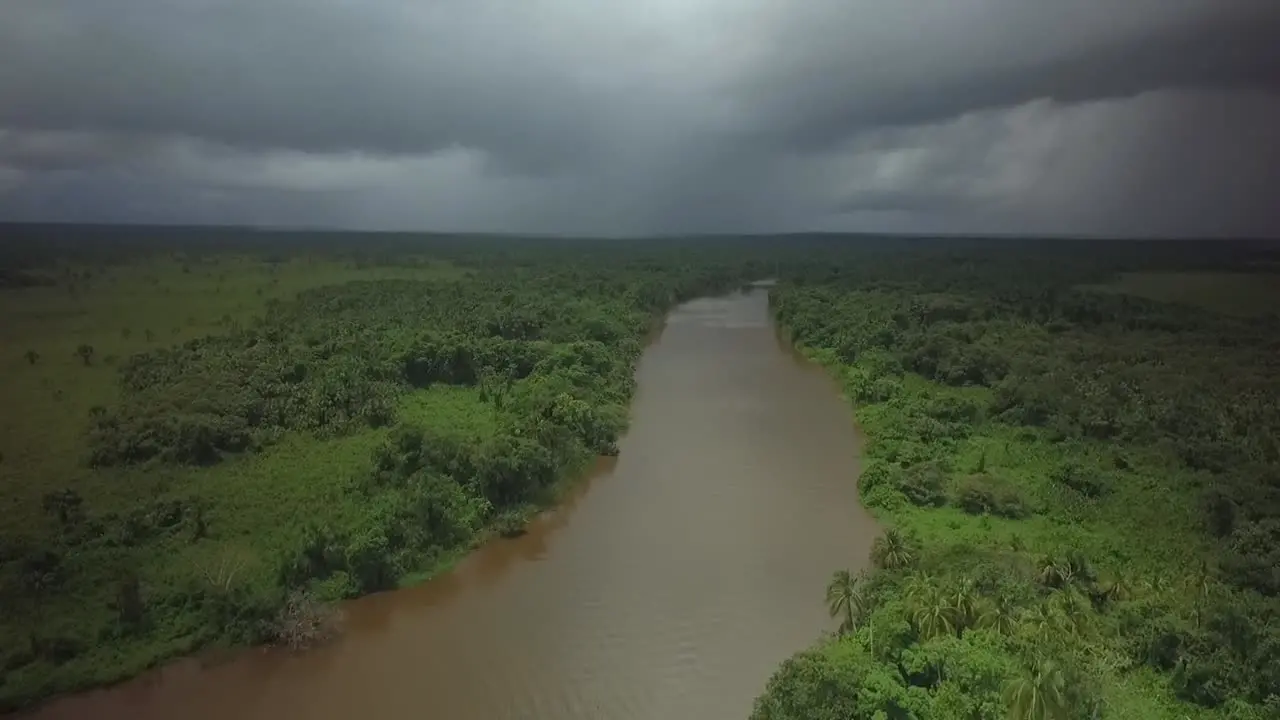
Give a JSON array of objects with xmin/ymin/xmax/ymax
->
[{"xmin": 1084, "ymin": 270, "xmax": 1280, "ymax": 317}]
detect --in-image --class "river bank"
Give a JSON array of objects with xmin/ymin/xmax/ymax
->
[
  {"xmin": 1, "ymin": 257, "xmax": 755, "ymax": 712},
  {"xmin": 754, "ymin": 275, "xmax": 1278, "ymax": 719},
  {"xmin": 17, "ymin": 287, "xmax": 878, "ymax": 720}
]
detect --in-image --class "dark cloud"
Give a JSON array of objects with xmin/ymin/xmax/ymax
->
[
  {"xmin": 0, "ymin": 1, "xmax": 615, "ymax": 171},
  {"xmin": 1, "ymin": 0, "xmax": 1278, "ymax": 235},
  {"xmin": 732, "ymin": 1, "xmax": 1280, "ymax": 151},
  {"xmin": 0, "ymin": 130, "xmax": 154, "ymax": 172},
  {"xmin": 836, "ymin": 191, "xmax": 972, "ymax": 215}
]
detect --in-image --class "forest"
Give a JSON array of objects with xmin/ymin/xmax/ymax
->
[
  {"xmin": 755, "ymin": 241, "xmax": 1280, "ymax": 719},
  {"xmin": 0, "ymin": 227, "xmax": 765, "ymax": 710},
  {"xmin": 1, "ymin": 227, "xmax": 1278, "ymax": 718}
]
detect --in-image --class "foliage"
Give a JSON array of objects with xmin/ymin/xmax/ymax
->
[
  {"xmin": 757, "ymin": 241, "xmax": 1280, "ymax": 719},
  {"xmin": 268, "ymin": 591, "xmax": 343, "ymax": 650},
  {"xmin": 826, "ymin": 569, "xmax": 868, "ymax": 637},
  {"xmin": 0, "ymin": 234, "xmax": 756, "ymax": 710},
  {"xmin": 871, "ymin": 528, "xmax": 919, "ymax": 571},
  {"xmin": 953, "ymin": 474, "xmax": 1030, "ymax": 518},
  {"xmin": 3, "ymin": 232, "xmax": 1279, "ymax": 715},
  {"xmin": 750, "ymin": 640, "xmax": 916, "ymax": 720}
]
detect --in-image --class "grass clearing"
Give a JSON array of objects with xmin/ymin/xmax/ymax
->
[
  {"xmin": 0, "ymin": 253, "xmax": 469, "ymax": 706},
  {"xmin": 1084, "ymin": 271, "xmax": 1280, "ymax": 317},
  {"xmin": 0, "ymin": 255, "xmax": 458, "ymax": 539},
  {"xmin": 398, "ymin": 386, "xmax": 500, "ymax": 440}
]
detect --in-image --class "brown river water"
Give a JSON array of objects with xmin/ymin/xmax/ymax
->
[{"xmin": 28, "ymin": 288, "xmax": 878, "ymax": 720}]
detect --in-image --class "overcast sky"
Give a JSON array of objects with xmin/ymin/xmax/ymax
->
[{"xmin": 2, "ymin": 0, "xmax": 1279, "ymax": 236}]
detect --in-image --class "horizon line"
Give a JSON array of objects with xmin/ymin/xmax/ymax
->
[{"xmin": 0, "ymin": 220, "xmax": 1277, "ymax": 243}]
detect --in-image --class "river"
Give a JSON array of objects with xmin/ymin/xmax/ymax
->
[{"xmin": 29, "ymin": 288, "xmax": 878, "ymax": 720}]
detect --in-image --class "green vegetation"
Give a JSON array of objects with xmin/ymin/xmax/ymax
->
[
  {"xmin": 0, "ymin": 230, "xmax": 759, "ymax": 711},
  {"xmin": 756, "ymin": 243, "xmax": 1280, "ymax": 719},
  {"xmin": 4, "ymin": 228, "xmax": 1278, "ymax": 717},
  {"xmin": 1086, "ymin": 271, "xmax": 1280, "ymax": 317}
]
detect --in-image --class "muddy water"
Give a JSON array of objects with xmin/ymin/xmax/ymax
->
[{"xmin": 32, "ymin": 289, "xmax": 878, "ymax": 720}]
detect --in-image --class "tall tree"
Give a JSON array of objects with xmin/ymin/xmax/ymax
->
[
  {"xmin": 948, "ymin": 579, "xmax": 981, "ymax": 635},
  {"xmin": 1052, "ymin": 589, "xmax": 1092, "ymax": 638},
  {"xmin": 41, "ymin": 489, "xmax": 84, "ymax": 526},
  {"xmin": 825, "ymin": 569, "xmax": 865, "ymax": 637},
  {"xmin": 871, "ymin": 528, "xmax": 916, "ymax": 570},
  {"xmin": 907, "ymin": 578, "xmax": 956, "ymax": 641},
  {"xmin": 978, "ymin": 593, "xmax": 1021, "ymax": 636},
  {"xmin": 1189, "ymin": 560, "xmax": 1214, "ymax": 629},
  {"xmin": 1003, "ymin": 658, "xmax": 1070, "ymax": 720}
]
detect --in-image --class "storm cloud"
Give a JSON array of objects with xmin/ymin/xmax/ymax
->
[{"xmin": 2, "ymin": 0, "xmax": 1278, "ymax": 235}]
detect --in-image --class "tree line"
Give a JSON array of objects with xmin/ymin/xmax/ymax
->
[
  {"xmin": 0, "ymin": 243, "xmax": 752, "ymax": 711},
  {"xmin": 754, "ymin": 244, "xmax": 1280, "ymax": 719}
]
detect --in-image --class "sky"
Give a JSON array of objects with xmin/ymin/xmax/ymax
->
[{"xmin": 2, "ymin": 0, "xmax": 1279, "ymax": 236}]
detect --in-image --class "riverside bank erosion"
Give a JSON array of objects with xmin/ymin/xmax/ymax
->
[{"xmin": 27, "ymin": 289, "xmax": 878, "ymax": 720}]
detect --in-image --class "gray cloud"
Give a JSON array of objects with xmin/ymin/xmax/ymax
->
[
  {"xmin": 0, "ymin": 1, "xmax": 625, "ymax": 172},
  {"xmin": 1, "ymin": 0, "xmax": 1278, "ymax": 235},
  {"xmin": 815, "ymin": 90, "xmax": 1280, "ymax": 237},
  {"xmin": 735, "ymin": 0, "xmax": 1280, "ymax": 151}
]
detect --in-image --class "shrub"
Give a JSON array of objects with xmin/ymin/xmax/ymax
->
[
  {"xmin": 898, "ymin": 462, "xmax": 949, "ymax": 507},
  {"xmin": 41, "ymin": 489, "xmax": 84, "ymax": 526},
  {"xmin": 89, "ymin": 410, "xmax": 253, "ymax": 466},
  {"xmin": 494, "ymin": 507, "xmax": 533, "ymax": 538},
  {"xmin": 922, "ymin": 395, "xmax": 984, "ymax": 424},
  {"xmin": 402, "ymin": 471, "xmax": 489, "ymax": 547},
  {"xmin": 870, "ymin": 377, "xmax": 904, "ymax": 402},
  {"xmin": 857, "ymin": 461, "xmax": 895, "ymax": 495},
  {"xmin": 1221, "ymin": 520, "xmax": 1280, "ymax": 596},
  {"xmin": 1204, "ymin": 489, "xmax": 1240, "ymax": 538},
  {"xmin": 863, "ymin": 483, "xmax": 907, "ymax": 511},
  {"xmin": 751, "ymin": 641, "xmax": 911, "ymax": 720},
  {"xmin": 268, "ymin": 591, "xmax": 343, "ymax": 650},
  {"xmin": 843, "ymin": 367, "xmax": 874, "ymax": 401},
  {"xmin": 953, "ymin": 475, "xmax": 1031, "ymax": 519},
  {"xmin": 18, "ymin": 549, "xmax": 62, "ymax": 593},
  {"xmin": 1051, "ymin": 460, "xmax": 1112, "ymax": 498},
  {"xmin": 345, "ymin": 532, "xmax": 395, "ymax": 594},
  {"xmin": 859, "ymin": 460, "xmax": 947, "ymax": 508}
]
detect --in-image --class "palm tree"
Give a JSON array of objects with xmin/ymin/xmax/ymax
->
[
  {"xmin": 1144, "ymin": 572, "xmax": 1173, "ymax": 595},
  {"xmin": 74, "ymin": 343, "xmax": 94, "ymax": 366},
  {"xmin": 23, "ymin": 349, "xmax": 39, "ymax": 365},
  {"xmin": 1024, "ymin": 602, "xmax": 1066, "ymax": 644},
  {"xmin": 949, "ymin": 579, "xmax": 981, "ymax": 634},
  {"xmin": 1188, "ymin": 560, "xmax": 1214, "ymax": 628},
  {"xmin": 825, "ymin": 569, "xmax": 866, "ymax": 636},
  {"xmin": 1063, "ymin": 551, "xmax": 1096, "ymax": 585},
  {"xmin": 1091, "ymin": 570, "xmax": 1133, "ymax": 608},
  {"xmin": 1036, "ymin": 555, "xmax": 1073, "ymax": 589},
  {"xmin": 1111, "ymin": 569, "xmax": 1137, "ymax": 600},
  {"xmin": 1003, "ymin": 658, "xmax": 1070, "ymax": 720},
  {"xmin": 871, "ymin": 528, "xmax": 916, "ymax": 570},
  {"xmin": 41, "ymin": 489, "xmax": 84, "ymax": 526},
  {"xmin": 907, "ymin": 579, "xmax": 956, "ymax": 640},
  {"xmin": 978, "ymin": 593, "xmax": 1021, "ymax": 636},
  {"xmin": 1053, "ymin": 589, "xmax": 1092, "ymax": 638}
]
